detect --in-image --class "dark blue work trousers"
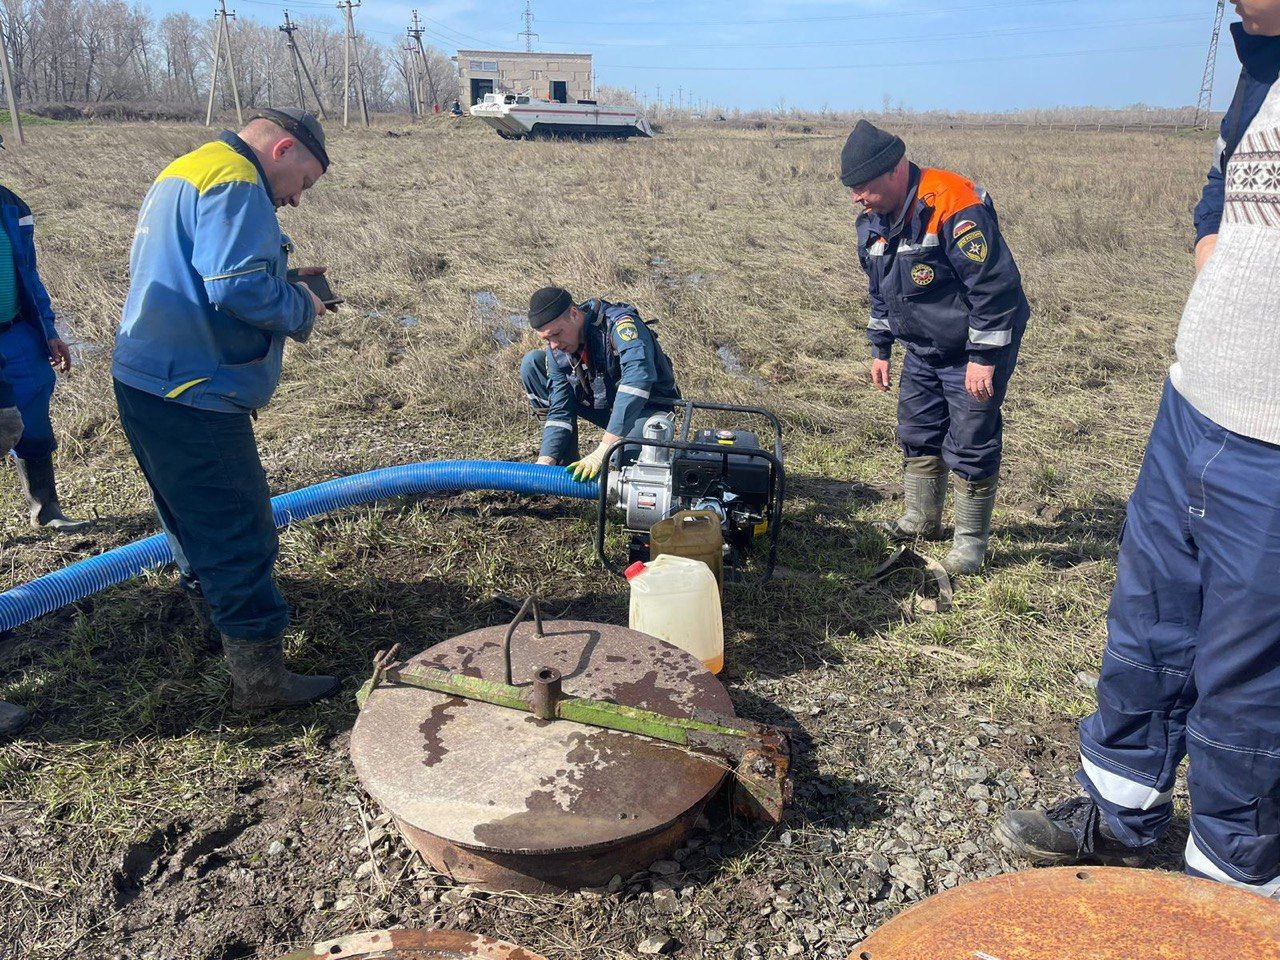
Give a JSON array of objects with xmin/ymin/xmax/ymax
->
[
  {"xmin": 0, "ymin": 320, "xmax": 56, "ymax": 457},
  {"xmin": 896, "ymin": 342, "xmax": 1019, "ymax": 481},
  {"xmin": 1078, "ymin": 380, "xmax": 1280, "ymax": 896},
  {"xmin": 114, "ymin": 380, "xmax": 288, "ymax": 639}
]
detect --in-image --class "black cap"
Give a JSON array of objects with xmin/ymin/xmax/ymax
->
[
  {"xmin": 839, "ymin": 119, "xmax": 905, "ymax": 188},
  {"xmin": 529, "ymin": 287, "xmax": 574, "ymax": 329},
  {"xmin": 250, "ymin": 107, "xmax": 329, "ymax": 173}
]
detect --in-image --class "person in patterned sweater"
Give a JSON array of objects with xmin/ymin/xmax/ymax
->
[{"xmin": 998, "ymin": 0, "xmax": 1280, "ymax": 901}]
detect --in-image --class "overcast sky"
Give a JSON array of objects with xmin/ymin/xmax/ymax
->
[{"xmin": 154, "ymin": 0, "xmax": 1239, "ymax": 112}]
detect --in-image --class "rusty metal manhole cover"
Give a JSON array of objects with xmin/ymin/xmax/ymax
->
[
  {"xmin": 350, "ymin": 619, "xmax": 733, "ymax": 892},
  {"xmin": 277, "ymin": 928, "xmax": 547, "ymax": 959},
  {"xmin": 849, "ymin": 867, "xmax": 1280, "ymax": 960}
]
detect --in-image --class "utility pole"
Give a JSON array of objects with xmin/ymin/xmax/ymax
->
[
  {"xmin": 402, "ymin": 43, "xmax": 419, "ymax": 118},
  {"xmin": 0, "ymin": 21, "xmax": 23, "ymax": 146},
  {"xmin": 518, "ymin": 0, "xmax": 537, "ymax": 52},
  {"xmin": 280, "ymin": 10, "xmax": 305, "ymax": 110},
  {"xmin": 1195, "ymin": 0, "xmax": 1226, "ymax": 130},
  {"xmin": 338, "ymin": 0, "xmax": 371, "ymax": 128},
  {"xmin": 409, "ymin": 11, "xmax": 439, "ymax": 113},
  {"xmin": 205, "ymin": 0, "xmax": 243, "ymax": 128},
  {"xmin": 279, "ymin": 10, "xmax": 327, "ymax": 118}
]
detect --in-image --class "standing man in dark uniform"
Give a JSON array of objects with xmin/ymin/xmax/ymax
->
[
  {"xmin": 114, "ymin": 108, "xmax": 337, "ymax": 713},
  {"xmin": 519, "ymin": 286, "xmax": 680, "ymax": 480},
  {"xmin": 843, "ymin": 120, "xmax": 1030, "ymax": 574}
]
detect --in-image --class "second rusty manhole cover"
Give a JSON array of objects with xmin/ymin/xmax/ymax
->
[
  {"xmin": 350, "ymin": 618, "xmax": 733, "ymax": 892},
  {"xmin": 849, "ymin": 866, "xmax": 1280, "ymax": 960}
]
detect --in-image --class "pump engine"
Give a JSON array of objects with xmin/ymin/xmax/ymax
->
[{"xmin": 595, "ymin": 401, "xmax": 784, "ymax": 580}]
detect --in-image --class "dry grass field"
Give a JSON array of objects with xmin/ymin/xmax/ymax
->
[{"xmin": 0, "ymin": 115, "xmax": 1211, "ymax": 958}]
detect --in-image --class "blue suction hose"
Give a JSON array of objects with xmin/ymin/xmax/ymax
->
[{"xmin": 0, "ymin": 461, "xmax": 598, "ymax": 633}]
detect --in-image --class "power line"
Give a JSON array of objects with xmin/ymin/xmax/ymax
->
[
  {"xmin": 598, "ymin": 39, "xmax": 1203, "ymax": 73},
  {"xmin": 534, "ymin": 13, "xmax": 1204, "ymax": 52},
  {"xmin": 540, "ymin": 0, "xmax": 1164, "ymax": 28}
]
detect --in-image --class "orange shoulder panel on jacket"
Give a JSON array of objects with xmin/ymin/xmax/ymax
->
[{"xmin": 918, "ymin": 168, "xmax": 984, "ymax": 235}]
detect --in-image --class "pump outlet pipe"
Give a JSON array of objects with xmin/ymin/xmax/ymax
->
[{"xmin": 0, "ymin": 461, "xmax": 598, "ymax": 634}]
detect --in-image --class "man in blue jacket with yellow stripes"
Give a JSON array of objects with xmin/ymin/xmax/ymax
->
[
  {"xmin": 519, "ymin": 286, "xmax": 681, "ymax": 480},
  {"xmin": 114, "ymin": 108, "xmax": 337, "ymax": 714}
]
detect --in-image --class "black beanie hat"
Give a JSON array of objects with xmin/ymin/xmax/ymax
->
[
  {"xmin": 529, "ymin": 286, "xmax": 575, "ymax": 329},
  {"xmin": 839, "ymin": 119, "xmax": 906, "ymax": 188}
]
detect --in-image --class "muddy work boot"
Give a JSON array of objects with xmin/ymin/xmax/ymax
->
[
  {"xmin": 879, "ymin": 455, "xmax": 947, "ymax": 541},
  {"xmin": 222, "ymin": 634, "xmax": 340, "ymax": 714},
  {"xmin": 997, "ymin": 796, "xmax": 1148, "ymax": 867},
  {"xmin": 944, "ymin": 474, "xmax": 998, "ymax": 575},
  {"xmin": 13, "ymin": 453, "xmax": 89, "ymax": 533},
  {"xmin": 179, "ymin": 575, "xmax": 221, "ymax": 653},
  {"xmin": 0, "ymin": 700, "xmax": 29, "ymax": 737}
]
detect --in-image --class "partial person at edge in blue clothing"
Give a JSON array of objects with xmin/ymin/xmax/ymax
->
[
  {"xmin": 0, "ymin": 354, "xmax": 29, "ymax": 735},
  {"xmin": 519, "ymin": 285, "xmax": 681, "ymax": 482},
  {"xmin": 997, "ymin": 0, "xmax": 1280, "ymax": 901},
  {"xmin": 113, "ymin": 107, "xmax": 339, "ymax": 715},
  {"xmin": 0, "ymin": 131, "xmax": 88, "ymax": 535},
  {"xmin": 1193, "ymin": 4, "xmax": 1280, "ymax": 274}
]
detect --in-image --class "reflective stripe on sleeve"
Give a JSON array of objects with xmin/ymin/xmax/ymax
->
[
  {"xmin": 1079, "ymin": 754, "xmax": 1174, "ymax": 811},
  {"xmin": 867, "ymin": 240, "xmax": 888, "ymax": 256},
  {"xmin": 968, "ymin": 327, "xmax": 1013, "ymax": 348},
  {"xmin": 544, "ymin": 419, "xmax": 573, "ymax": 432},
  {"xmin": 17, "ymin": 215, "xmax": 33, "ymax": 227},
  {"xmin": 204, "ymin": 264, "xmax": 268, "ymax": 283},
  {"xmin": 897, "ymin": 235, "xmax": 940, "ymax": 254},
  {"xmin": 617, "ymin": 384, "xmax": 651, "ymax": 399},
  {"xmin": 868, "ymin": 316, "xmax": 890, "ymax": 331}
]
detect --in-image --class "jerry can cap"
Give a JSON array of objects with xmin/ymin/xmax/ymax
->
[{"xmin": 623, "ymin": 561, "xmax": 647, "ymax": 581}]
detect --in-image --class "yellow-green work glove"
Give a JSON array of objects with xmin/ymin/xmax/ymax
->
[{"xmin": 566, "ymin": 451, "xmax": 605, "ymax": 482}]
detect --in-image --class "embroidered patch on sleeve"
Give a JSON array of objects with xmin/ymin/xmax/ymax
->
[
  {"xmin": 956, "ymin": 229, "xmax": 989, "ymax": 264},
  {"xmin": 616, "ymin": 320, "xmax": 639, "ymax": 342}
]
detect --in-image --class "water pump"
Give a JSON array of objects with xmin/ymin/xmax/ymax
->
[{"xmin": 595, "ymin": 401, "xmax": 785, "ymax": 580}]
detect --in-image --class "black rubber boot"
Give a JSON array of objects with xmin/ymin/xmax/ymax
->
[
  {"xmin": 222, "ymin": 634, "xmax": 340, "ymax": 714},
  {"xmin": 944, "ymin": 474, "xmax": 998, "ymax": 575},
  {"xmin": 997, "ymin": 796, "xmax": 1149, "ymax": 867},
  {"xmin": 179, "ymin": 576, "xmax": 222, "ymax": 653},
  {"xmin": 879, "ymin": 455, "xmax": 947, "ymax": 541},
  {"xmin": 0, "ymin": 700, "xmax": 29, "ymax": 736},
  {"xmin": 13, "ymin": 453, "xmax": 89, "ymax": 533}
]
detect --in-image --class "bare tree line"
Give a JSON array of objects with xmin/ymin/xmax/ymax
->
[{"xmin": 0, "ymin": 0, "xmax": 457, "ymax": 113}]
